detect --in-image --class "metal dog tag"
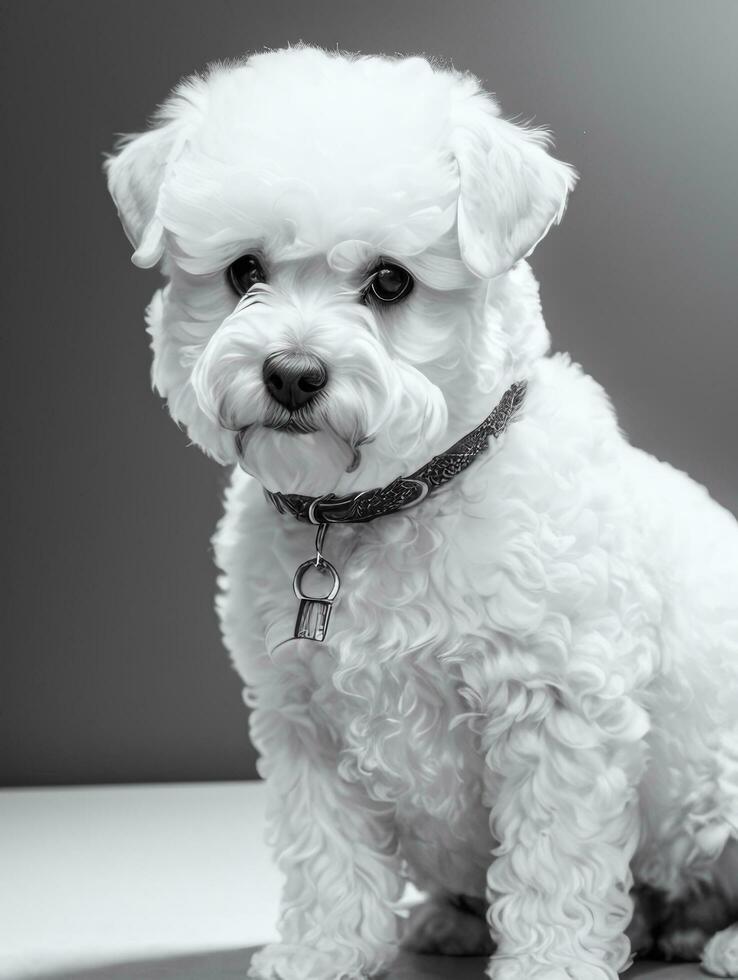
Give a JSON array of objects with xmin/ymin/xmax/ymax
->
[{"xmin": 292, "ymin": 524, "xmax": 340, "ymax": 642}]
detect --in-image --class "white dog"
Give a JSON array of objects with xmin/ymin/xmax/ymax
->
[{"xmin": 106, "ymin": 46, "xmax": 738, "ymax": 980}]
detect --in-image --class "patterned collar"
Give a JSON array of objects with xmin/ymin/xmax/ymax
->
[
  {"xmin": 265, "ymin": 379, "xmax": 527, "ymax": 525},
  {"xmin": 265, "ymin": 379, "xmax": 527, "ymax": 642}
]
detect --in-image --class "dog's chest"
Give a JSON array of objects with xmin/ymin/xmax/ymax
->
[
  {"xmin": 301, "ymin": 506, "xmax": 495, "ymax": 890},
  {"xmin": 308, "ymin": 626, "xmax": 493, "ymax": 896}
]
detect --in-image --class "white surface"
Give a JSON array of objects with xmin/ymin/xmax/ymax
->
[
  {"xmin": 0, "ymin": 782, "xmax": 281, "ymax": 979},
  {"xmin": 0, "ymin": 781, "xmax": 706, "ymax": 980}
]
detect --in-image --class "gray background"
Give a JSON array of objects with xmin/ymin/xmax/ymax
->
[{"xmin": 1, "ymin": 0, "xmax": 736, "ymax": 787}]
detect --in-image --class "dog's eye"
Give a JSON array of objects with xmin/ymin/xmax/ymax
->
[
  {"xmin": 366, "ymin": 262, "xmax": 413, "ymax": 304},
  {"xmin": 227, "ymin": 254, "xmax": 267, "ymax": 296}
]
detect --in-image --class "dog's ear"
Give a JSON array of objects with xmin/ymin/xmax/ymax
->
[
  {"xmin": 451, "ymin": 96, "xmax": 578, "ymax": 280},
  {"xmin": 104, "ymin": 80, "xmax": 206, "ymax": 269},
  {"xmin": 104, "ymin": 123, "xmax": 180, "ymax": 269}
]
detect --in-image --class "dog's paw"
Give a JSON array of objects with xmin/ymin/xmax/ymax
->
[
  {"xmin": 401, "ymin": 895, "xmax": 495, "ymax": 956},
  {"xmin": 487, "ymin": 956, "xmax": 617, "ymax": 980},
  {"xmin": 702, "ymin": 924, "xmax": 738, "ymax": 978},
  {"xmin": 249, "ymin": 943, "xmax": 371, "ymax": 980}
]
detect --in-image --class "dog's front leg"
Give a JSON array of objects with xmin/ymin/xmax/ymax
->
[
  {"xmin": 247, "ymin": 670, "xmax": 404, "ymax": 980},
  {"xmin": 482, "ymin": 696, "xmax": 646, "ymax": 980}
]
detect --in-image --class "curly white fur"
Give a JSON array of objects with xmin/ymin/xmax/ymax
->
[{"xmin": 106, "ymin": 45, "xmax": 738, "ymax": 980}]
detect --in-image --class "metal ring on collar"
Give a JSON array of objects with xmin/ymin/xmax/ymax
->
[{"xmin": 293, "ymin": 557, "xmax": 341, "ymax": 602}]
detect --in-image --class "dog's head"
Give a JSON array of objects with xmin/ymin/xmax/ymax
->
[{"xmin": 105, "ymin": 46, "xmax": 576, "ymax": 494}]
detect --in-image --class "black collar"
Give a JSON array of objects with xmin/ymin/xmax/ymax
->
[{"xmin": 265, "ymin": 379, "xmax": 527, "ymax": 525}]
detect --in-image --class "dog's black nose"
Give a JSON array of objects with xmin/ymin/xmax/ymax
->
[{"xmin": 262, "ymin": 351, "xmax": 328, "ymax": 411}]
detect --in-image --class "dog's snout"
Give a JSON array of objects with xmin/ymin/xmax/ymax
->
[{"xmin": 262, "ymin": 351, "xmax": 328, "ymax": 412}]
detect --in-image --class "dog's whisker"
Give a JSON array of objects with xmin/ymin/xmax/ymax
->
[
  {"xmin": 235, "ymin": 424, "xmax": 254, "ymax": 460},
  {"xmin": 345, "ymin": 447, "xmax": 362, "ymax": 473},
  {"xmin": 219, "ymin": 412, "xmax": 246, "ymax": 433}
]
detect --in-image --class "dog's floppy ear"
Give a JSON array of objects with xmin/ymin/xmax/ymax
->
[
  {"xmin": 104, "ymin": 120, "xmax": 189, "ymax": 269},
  {"xmin": 104, "ymin": 79, "xmax": 206, "ymax": 269},
  {"xmin": 451, "ymin": 96, "xmax": 578, "ymax": 280}
]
